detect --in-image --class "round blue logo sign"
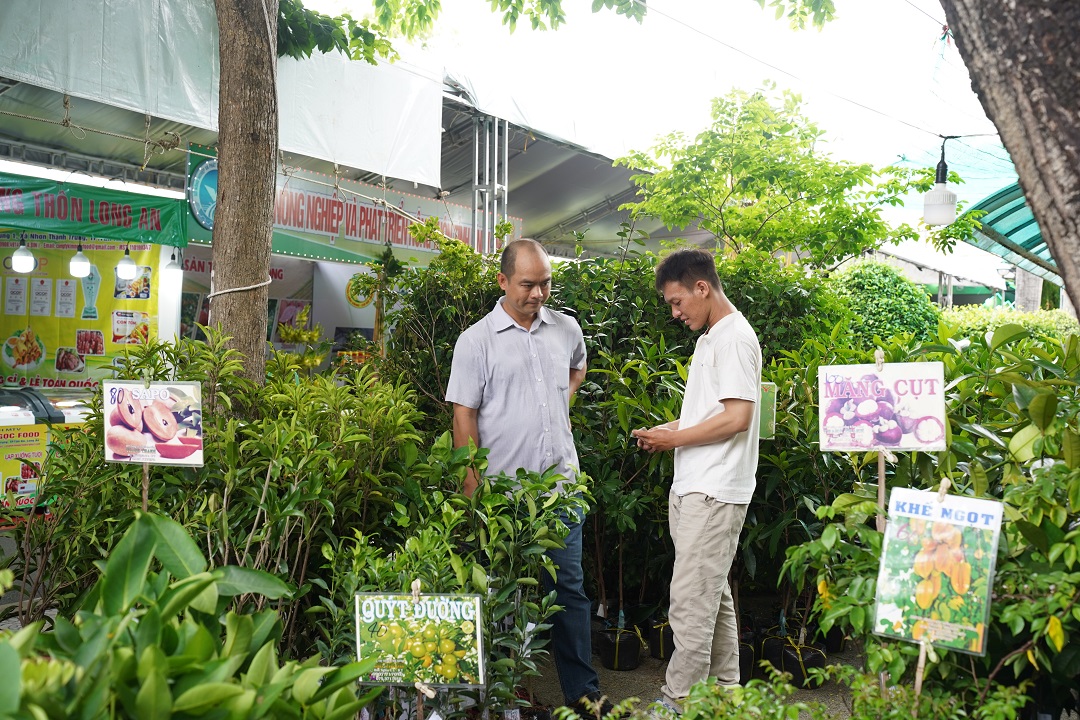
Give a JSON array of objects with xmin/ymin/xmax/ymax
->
[{"xmin": 187, "ymin": 158, "xmax": 218, "ymax": 230}]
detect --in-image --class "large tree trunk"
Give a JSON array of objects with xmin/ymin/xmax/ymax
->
[
  {"xmin": 939, "ymin": 1, "xmax": 1080, "ymax": 310},
  {"xmin": 211, "ymin": 0, "xmax": 278, "ymax": 384}
]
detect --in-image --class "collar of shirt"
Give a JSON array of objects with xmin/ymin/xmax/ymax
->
[{"xmin": 489, "ymin": 297, "xmax": 556, "ymax": 333}]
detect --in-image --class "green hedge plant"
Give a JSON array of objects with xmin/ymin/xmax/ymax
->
[
  {"xmin": 943, "ymin": 304, "xmax": 1079, "ymax": 341},
  {"xmin": 783, "ymin": 324, "xmax": 1080, "ymax": 712},
  {"xmin": 0, "ymin": 512, "xmax": 378, "ymax": 719},
  {"xmin": 830, "ymin": 260, "xmax": 941, "ymax": 345}
]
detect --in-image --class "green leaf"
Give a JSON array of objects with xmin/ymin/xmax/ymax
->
[
  {"xmin": 1009, "ymin": 424, "xmax": 1043, "ymax": 463},
  {"xmin": 1015, "ymin": 519, "xmax": 1050, "ymax": 556},
  {"xmin": 969, "ymin": 462, "xmax": 988, "ymax": 497},
  {"xmin": 173, "ymin": 683, "xmax": 245, "ymax": 712},
  {"xmin": 820, "ymin": 524, "xmax": 838, "ymax": 550},
  {"xmin": 1028, "ymin": 393, "xmax": 1059, "ymax": 431},
  {"xmin": 213, "ymin": 566, "xmax": 291, "ymax": 599},
  {"xmin": 471, "ymin": 563, "xmax": 488, "ymax": 593},
  {"xmin": 0, "ymin": 642, "xmax": 21, "ymax": 714},
  {"xmin": 1062, "ymin": 429, "xmax": 1080, "ymax": 470},
  {"xmin": 245, "ymin": 641, "xmax": 278, "ymax": 688},
  {"xmin": 102, "ymin": 514, "xmax": 157, "ymax": 615},
  {"xmin": 988, "ymin": 323, "xmax": 1028, "ymax": 351},
  {"xmin": 146, "ymin": 513, "xmax": 207, "ymax": 579},
  {"xmin": 1012, "ymin": 382, "xmax": 1040, "ymax": 411},
  {"xmin": 158, "ymin": 573, "xmax": 216, "ymax": 619},
  {"xmin": 222, "ymin": 613, "xmax": 255, "ymax": 659},
  {"xmin": 134, "ymin": 668, "xmax": 172, "ymax": 720},
  {"xmin": 311, "ymin": 658, "xmax": 377, "ymax": 701},
  {"xmin": 292, "ymin": 667, "xmax": 334, "ymax": 705}
]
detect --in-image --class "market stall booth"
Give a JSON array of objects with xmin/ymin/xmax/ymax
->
[
  {"xmin": 0, "ymin": 169, "xmax": 185, "ymax": 512},
  {"xmin": 182, "ymin": 147, "xmax": 522, "ymax": 362}
]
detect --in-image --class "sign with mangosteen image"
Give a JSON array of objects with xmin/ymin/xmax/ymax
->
[
  {"xmin": 103, "ymin": 381, "xmax": 204, "ymax": 466},
  {"xmin": 818, "ymin": 362, "xmax": 946, "ymax": 452},
  {"xmin": 355, "ymin": 593, "xmax": 485, "ymax": 687},
  {"xmin": 873, "ymin": 487, "xmax": 1002, "ymax": 655}
]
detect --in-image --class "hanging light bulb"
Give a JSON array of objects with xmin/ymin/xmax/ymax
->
[
  {"xmin": 163, "ymin": 249, "xmax": 183, "ymax": 289},
  {"xmin": 70, "ymin": 242, "xmax": 91, "ymax": 278},
  {"xmin": 11, "ymin": 238, "xmax": 35, "ymax": 273},
  {"xmin": 923, "ymin": 139, "xmax": 958, "ymax": 226},
  {"xmin": 164, "ymin": 250, "xmax": 182, "ymax": 276},
  {"xmin": 116, "ymin": 244, "xmax": 138, "ymax": 280}
]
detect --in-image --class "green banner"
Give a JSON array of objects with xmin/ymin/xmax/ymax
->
[{"xmin": 0, "ymin": 171, "xmax": 186, "ymax": 247}]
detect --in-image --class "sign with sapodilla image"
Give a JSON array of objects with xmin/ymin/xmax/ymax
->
[{"xmin": 103, "ymin": 381, "xmax": 204, "ymax": 466}]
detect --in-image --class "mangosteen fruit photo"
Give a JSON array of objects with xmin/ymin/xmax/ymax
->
[
  {"xmin": 872, "ymin": 418, "xmax": 903, "ymax": 445},
  {"xmin": 913, "ymin": 416, "xmax": 945, "ymax": 444}
]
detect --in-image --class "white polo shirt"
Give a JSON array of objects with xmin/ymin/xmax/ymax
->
[{"xmin": 672, "ymin": 311, "xmax": 762, "ymax": 503}]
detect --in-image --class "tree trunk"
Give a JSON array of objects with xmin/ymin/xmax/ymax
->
[
  {"xmin": 211, "ymin": 0, "xmax": 278, "ymax": 384},
  {"xmin": 939, "ymin": 1, "xmax": 1080, "ymax": 309}
]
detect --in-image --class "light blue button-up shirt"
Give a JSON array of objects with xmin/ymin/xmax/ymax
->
[{"xmin": 446, "ymin": 298, "xmax": 587, "ymax": 486}]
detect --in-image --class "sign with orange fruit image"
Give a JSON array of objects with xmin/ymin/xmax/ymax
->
[
  {"xmin": 102, "ymin": 381, "xmax": 203, "ymax": 466},
  {"xmin": 874, "ymin": 488, "xmax": 1002, "ymax": 655},
  {"xmin": 355, "ymin": 593, "xmax": 485, "ymax": 687}
]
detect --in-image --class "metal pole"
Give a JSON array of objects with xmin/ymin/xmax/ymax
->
[
  {"xmin": 472, "ymin": 119, "xmax": 481, "ymax": 252},
  {"xmin": 501, "ymin": 119, "xmax": 509, "ymax": 246},
  {"xmin": 483, "ymin": 117, "xmax": 492, "ymax": 254}
]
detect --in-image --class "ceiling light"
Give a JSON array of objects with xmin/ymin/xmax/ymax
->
[
  {"xmin": 11, "ymin": 238, "xmax": 35, "ymax": 273},
  {"xmin": 70, "ymin": 242, "xmax": 91, "ymax": 278},
  {"xmin": 923, "ymin": 139, "xmax": 957, "ymax": 226},
  {"xmin": 116, "ymin": 244, "xmax": 138, "ymax": 280}
]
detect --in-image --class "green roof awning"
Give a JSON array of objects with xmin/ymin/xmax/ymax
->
[{"xmin": 965, "ymin": 183, "xmax": 1058, "ymax": 282}]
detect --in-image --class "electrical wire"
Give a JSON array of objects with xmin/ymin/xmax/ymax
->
[{"xmin": 632, "ymin": 0, "xmax": 999, "ymax": 147}]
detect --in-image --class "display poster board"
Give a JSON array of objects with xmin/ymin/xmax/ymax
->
[
  {"xmin": 874, "ymin": 487, "xmax": 1002, "ymax": 655},
  {"xmin": 818, "ymin": 362, "xmax": 946, "ymax": 452},
  {"xmin": 0, "ymin": 425, "xmax": 47, "ymax": 510},
  {"xmin": 760, "ymin": 382, "xmax": 777, "ymax": 441},
  {"xmin": 103, "ymin": 381, "xmax": 203, "ymax": 466},
  {"xmin": 0, "ymin": 233, "xmax": 159, "ymax": 389},
  {"xmin": 355, "ymin": 593, "xmax": 485, "ymax": 687},
  {"xmin": 0, "ymin": 422, "xmax": 84, "ymax": 514}
]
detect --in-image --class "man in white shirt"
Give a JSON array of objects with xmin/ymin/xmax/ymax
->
[{"xmin": 633, "ymin": 248, "xmax": 762, "ymax": 713}]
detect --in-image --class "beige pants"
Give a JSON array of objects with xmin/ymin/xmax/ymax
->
[{"xmin": 661, "ymin": 492, "xmax": 748, "ymax": 708}]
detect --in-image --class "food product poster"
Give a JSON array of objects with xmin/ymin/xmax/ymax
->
[
  {"xmin": 818, "ymin": 362, "xmax": 946, "ymax": 452},
  {"xmin": 103, "ymin": 381, "xmax": 203, "ymax": 466},
  {"xmin": 355, "ymin": 593, "xmax": 485, "ymax": 687},
  {"xmin": 0, "ymin": 233, "xmax": 160, "ymax": 389},
  {"xmin": 874, "ymin": 487, "xmax": 1002, "ymax": 655},
  {"xmin": 0, "ymin": 425, "xmax": 47, "ymax": 510}
]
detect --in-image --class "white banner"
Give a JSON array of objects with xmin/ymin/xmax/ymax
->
[{"xmin": 0, "ymin": 0, "xmax": 442, "ymax": 186}]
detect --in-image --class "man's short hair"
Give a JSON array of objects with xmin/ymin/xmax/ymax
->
[
  {"xmin": 500, "ymin": 238, "xmax": 548, "ymax": 278},
  {"xmin": 654, "ymin": 248, "xmax": 722, "ymax": 293}
]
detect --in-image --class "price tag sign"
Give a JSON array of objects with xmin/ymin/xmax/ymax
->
[
  {"xmin": 873, "ymin": 487, "xmax": 1002, "ymax": 655},
  {"xmin": 819, "ymin": 362, "xmax": 946, "ymax": 452},
  {"xmin": 355, "ymin": 593, "xmax": 485, "ymax": 687}
]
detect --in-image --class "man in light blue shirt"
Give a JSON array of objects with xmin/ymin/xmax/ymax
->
[{"xmin": 447, "ymin": 239, "xmax": 608, "ymax": 715}]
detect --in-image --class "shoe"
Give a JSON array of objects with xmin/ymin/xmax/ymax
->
[
  {"xmin": 569, "ymin": 692, "xmax": 615, "ymax": 719},
  {"xmin": 647, "ymin": 698, "xmax": 681, "ymax": 719}
]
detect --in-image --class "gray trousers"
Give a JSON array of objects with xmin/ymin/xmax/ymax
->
[{"xmin": 661, "ymin": 492, "xmax": 748, "ymax": 708}]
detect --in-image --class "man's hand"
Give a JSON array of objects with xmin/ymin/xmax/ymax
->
[
  {"xmin": 632, "ymin": 425, "xmax": 679, "ymax": 453},
  {"xmin": 453, "ymin": 403, "xmax": 483, "ymax": 497}
]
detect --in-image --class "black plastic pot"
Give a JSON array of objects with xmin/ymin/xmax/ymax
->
[
  {"xmin": 738, "ymin": 640, "xmax": 755, "ymax": 685},
  {"xmin": 649, "ymin": 622, "xmax": 675, "ymax": 660},
  {"xmin": 779, "ymin": 639, "xmax": 826, "ymax": 688},
  {"xmin": 597, "ymin": 628, "xmax": 642, "ymax": 671},
  {"xmin": 824, "ymin": 625, "xmax": 846, "ymax": 654}
]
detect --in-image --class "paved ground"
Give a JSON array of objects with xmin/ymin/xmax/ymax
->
[{"xmin": 524, "ymin": 639, "xmax": 860, "ymax": 718}]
